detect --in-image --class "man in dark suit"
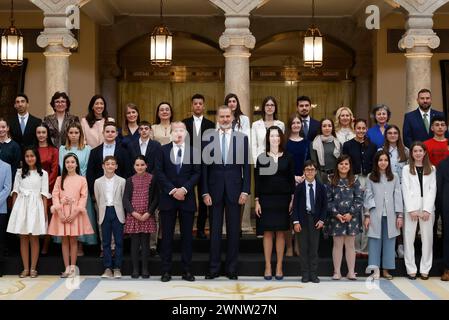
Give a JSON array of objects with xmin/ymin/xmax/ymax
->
[
  {"xmin": 86, "ymin": 121, "xmax": 131, "ymax": 197},
  {"xmin": 202, "ymin": 105, "xmax": 251, "ymax": 280},
  {"xmin": 297, "ymin": 95, "xmax": 320, "ymax": 142},
  {"xmin": 127, "ymin": 121, "xmax": 162, "ymax": 174},
  {"xmin": 8, "ymin": 93, "xmax": 41, "ymax": 149},
  {"xmin": 182, "ymin": 94, "xmax": 215, "ymax": 240},
  {"xmin": 156, "ymin": 122, "xmax": 201, "ymax": 282},
  {"xmin": 403, "ymin": 88, "xmax": 448, "ymax": 148},
  {"xmin": 292, "ymin": 160, "xmax": 327, "ymax": 283}
]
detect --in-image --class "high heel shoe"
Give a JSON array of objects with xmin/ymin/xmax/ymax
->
[
  {"xmin": 264, "ymin": 268, "xmax": 272, "ymax": 280},
  {"xmin": 332, "ymin": 273, "xmax": 341, "ymax": 280},
  {"xmin": 382, "ymin": 270, "xmax": 393, "ymax": 280},
  {"xmin": 30, "ymin": 270, "xmax": 38, "ymax": 278},
  {"xmin": 19, "ymin": 270, "xmax": 29, "ymax": 278},
  {"xmin": 275, "ymin": 274, "xmax": 284, "ymax": 280}
]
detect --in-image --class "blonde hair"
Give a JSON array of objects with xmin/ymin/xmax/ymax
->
[{"xmin": 334, "ymin": 106, "xmax": 355, "ymax": 132}]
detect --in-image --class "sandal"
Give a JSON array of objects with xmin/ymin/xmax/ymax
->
[
  {"xmin": 19, "ymin": 270, "xmax": 30, "ymax": 278},
  {"xmin": 347, "ymin": 272, "xmax": 357, "ymax": 280},
  {"xmin": 332, "ymin": 273, "xmax": 341, "ymax": 280},
  {"xmin": 30, "ymin": 270, "xmax": 38, "ymax": 278}
]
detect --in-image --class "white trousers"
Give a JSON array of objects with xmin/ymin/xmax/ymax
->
[{"xmin": 403, "ymin": 210, "xmax": 434, "ymax": 275}]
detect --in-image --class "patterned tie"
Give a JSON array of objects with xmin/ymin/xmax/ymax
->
[
  {"xmin": 308, "ymin": 183, "xmax": 315, "ymax": 214},
  {"xmin": 20, "ymin": 116, "xmax": 26, "ymax": 135},
  {"xmin": 303, "ymin": 119, "xmax": 309, "ymax": 138},
  {"xmin": 176, "ymin": 146, "xmax": 182, "ymax": 174},
  {"xmin": 221, "ymin": 132, "xmax": 227, "ymax": 165},
  {"xmin": 423, "ymin": 113, "xmax": 429, "ymax": 134}
]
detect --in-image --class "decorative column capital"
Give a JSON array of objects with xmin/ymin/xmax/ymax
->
[
  {"xmin": 393, "ymin": 0, "xmax": 449, "ymax": 15},
  {"xmin": 209, "ymin": 0, "xmax": 268, "ymax": 15},
  {"xmin": 399, "ymin": 33, "xmax": 440, "ymax": 50}
]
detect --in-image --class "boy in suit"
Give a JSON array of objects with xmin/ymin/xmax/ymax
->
[
  {"xmin": 94, "ymin": 156, "xmax": 126, "ymax": 279},
  {"xmin": 0, "ymin": 159, "xmax": 12, "ymax": 277},
  {"xmin": 128, "ymin": 121, "xmax": 162, "ymax": 174},
  {"xmin": 292, "ymin": 160, "xmax": 328, "ymax": 283}
]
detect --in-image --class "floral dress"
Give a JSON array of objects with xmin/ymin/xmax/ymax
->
[{"xmin": 325, "ymin": 178, "xmax": 364, "ymax": 236}]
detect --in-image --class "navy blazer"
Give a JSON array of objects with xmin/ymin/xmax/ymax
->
[
  {"xmin": 127, "ymin": 138, "xmax": 162, "ymax": 174},
  {"xmin": 8, "ymin": 113, "xmax": 41, "ymax": 149},
  {"xmin": 156, "ymin": 143, "xmax": 201, "ymax": 211},
  {"xmin": 201, "ymin": 130, "xmax": 251, "ymax": 204},
  {"xmin": 306, "ymin": 117, "xmax": 320, "ymax": 142},
  {"xmin": 403, "ymin": 108, "xmax": 447, "ymax": 148},
  {"xmin": 86, "ymin": 142, "xmax": 131, "ymax": 196},
  {"xmin": 292, "ymin": 180, "xmax": 328, "ymax": 226}
]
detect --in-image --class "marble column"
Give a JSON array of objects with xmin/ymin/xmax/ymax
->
[
  {"xmin": 31, "ymin": 0, "xmax": 81, "ymax": 115},
  {"xmin": 210, "ymin": 0, "xmax": 269, "ymax": 234},
  {"xmin": 394, "ymin": 0, "xmax": 449, "ymax": 111},
  {"xmin": 100, "ymin": 53, "xmax": 122, "ymax": 119}
]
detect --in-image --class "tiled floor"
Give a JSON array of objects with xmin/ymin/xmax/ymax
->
[{"xmin": 1, "ymin": 275, "xmax": 449, "ymax": 300}]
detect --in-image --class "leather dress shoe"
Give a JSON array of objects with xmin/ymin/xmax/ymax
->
[
  {"xmin": 161, "ymin": 272, "xmax": 172, "ymax": 282},
  {"xmin": 407, "ymin": 274, "xmax": 417, "ymax": 280},
  {"xmin": 196, "ymin": 231, "xmax": 207, "ymax": 239},
  {"xmin": 205, "ymin": 272, "xmax": 220, "ymax": 279},
  {"xmin": 182, "ymin": 272, "xmax": 195, "ymax": 282},
  {"xmin": 226, "ymin": 273, "xmax": 238, "ymax": 280},
  {"xmin": 301, "ymin": 276, "xmax": 310, "ymax": 283},
  {"xmin": 420, "ymin": 274, "xmax": 429, "ymax": 280},
  {"xmin": 311, "ymin": 276, "xmax": 320, "ymax": 283}
]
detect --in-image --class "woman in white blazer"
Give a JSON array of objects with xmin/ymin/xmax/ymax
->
[
  {"xmin": 251, "ymin": 96, "xmax": 285, "ymax": 165},
  {"xmin": 401, "ymin": 141, "xmax": 436, "ymax": 280}
]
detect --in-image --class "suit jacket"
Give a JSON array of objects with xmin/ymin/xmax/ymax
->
[
  {"xmin": 156, "ymin": 143, "xmax": 201, "ymax": 211},
  {"xmin": 402, "ymin": 164, "xmax": 436, "ymax": 214},
  {"xmin": 0, "ymin": 160, "xmax": 11, "ymax": 214},
  {"xmin": 127, "ymin": 138, "xmax": 162, "ymax": 174},
  {"xmin": 201, "ymin": 130, "xmax": 251, "ymax": 204},
  {"xmin": 9, "ymin": 113, "xmax": 42, "ymax": 149},
  {"xmin": 86, "ymin": 143, "xmax": 131, "ymax": 196},
  {"xmin": 43, "ymin": 113, "xmax": 80, "ymax": 148},
  {"xmin": 403, "ymin": 108, "xmax": 447, "ymax": 148},
  {"xmin": 306, "ymin": 117, "xmax": 320, "ymax": 142},
  {"xmin": 292, "ymin": 180, "xmax": 327, "ymax": 226},
  {"xmin": 182, "ymin": 116, "xmax": 215, "ymax": 150},
  {"xmin": 94, "ymin": 174, "xmax": 126, "ymax": 224}
]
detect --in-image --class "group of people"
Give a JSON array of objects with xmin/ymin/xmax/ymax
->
[{"xmin": 1, "ymin": 88, "xmax": 449, "ymax": 284}]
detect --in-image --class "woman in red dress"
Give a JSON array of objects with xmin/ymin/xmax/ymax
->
[{"xmin": 35, "ymin": 123, "xmax": 59, "ymax": 254}]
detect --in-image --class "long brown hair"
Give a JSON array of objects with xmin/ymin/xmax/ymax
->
[
  {"xmin": 122, "ymin": 103, "xmax": 140, "ymax": 136},
  {"xmin": 65, "ymin": 122, "xmax": 86, "ymax": 150},
  {"xmin": 330, "ymin": 154, "xmax": 356, "ymax": 187},
  {"xmin": 265, "ymin": 126, "xmax": 285, "ymax": 154},
  {"xmin": 284, "ymin": 113, "xmax": 304, "ymax": 141},
  {"xmin": 409, "ymin": 141, "xmax": 433, "ymax": 175},
  {"xmin": 383, "ymin": 125, "xmax": 408, "ymax": 163},
  {"xmin": 369, "ymin": 150, "xmax": 394, "ymax": 182}
]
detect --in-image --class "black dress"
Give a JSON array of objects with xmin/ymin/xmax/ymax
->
[{"xmin": 255, "ymin": 153, "xmax": 295, "ymax": 231}]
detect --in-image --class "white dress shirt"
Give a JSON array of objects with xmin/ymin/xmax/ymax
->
[
  {"xmin": 193, "ymin": 115, "xmax": 203, "ymax": 136},
  {"xmin": 102, "ymin": 142, "xmax": 116, "ymax": 159},
  {"xmin": 139, "ymin": 138, "xmax": 149, "ymax": 155},
  {"xmin": 104, "ymin": 176, "xmax": 115, "ymax": 206},
  {"xmin": 419, "ymin": 107, "xmax": 432, "ymax": 121}
]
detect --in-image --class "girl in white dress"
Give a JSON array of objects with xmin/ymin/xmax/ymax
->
[{"xmin": 7, "ymin": 147, "xmax": 51, "ymax": 278}]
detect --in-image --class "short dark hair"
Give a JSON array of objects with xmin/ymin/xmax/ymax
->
[
  {"xmin": 303, "ymin": 160, "xmax": 318, "ymax": 170},
  {"xmin": 371, "ymin": 104, "xmax": 391, "ymax": 123},
  {"xmin": 296, "ymin": 96, "xmax": 311, "ymax": 105},
  {"xmin": 16, "ymin": 93, "xmax": 29, "ymax": 103},
  {"xmin": 50, "ymin": 92, "xmax": 71, "ymax": 112},
  {"xmin": 138, "ymin": 120, "xmax": 152, "ymax": 127},
  {"xmin": 418, "ymin": 88, "xmax": 431, "ymax": 96},
  {"xmin": 103, "ymin": 121, "xmax": 117, "ymax": 130},
  {"xmin": 431, "ymin": 115, "xmax": 447, "ymax": 126},
  {"xmin": 103, "ymin": 155, "xmax": 117, "ymax": 164},
  {"xmin": 191, "ymin": 94, "xmax": 205, "ymax": 102}
]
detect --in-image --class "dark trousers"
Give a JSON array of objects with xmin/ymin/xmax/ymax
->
[
  {"xmin": 131, "ymin": 233, "xmax": 150, "ymax": 274},
  {"xmin": 443, "ymin": 210, "xmax": 449, "ymax": 269},
  {"xmin": 299, "ymin": 214, "xmax": 321, "ymax": 278},
  {"xmin": 101, "ymin": 206, "xmax": 124, "ymax": 269},
  {"xmin": 195, "ymin": 183, "xmax": 209, "ymax": 232},
  {"xmin": 0, "ymin": 214, "xmax": 7, "ymax": 266},
  {"xmin": 209, "ymin": 195, "xmax": 241, "ymax": 274},
  {"xmin": 160, "ymin": 209, "xmax": 195, "ymax": 273}
]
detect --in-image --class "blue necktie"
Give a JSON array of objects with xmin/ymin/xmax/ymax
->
[
  {"xmin": 176, "ymin": 147, "xmax": 182, "ymax": 174},
  {"xmin": 20, "ymin": 116, "xmax": 26, "ymax": 135},
  {"xmin": 303, "ymin": 119, "xmax": 309, "ymax": 138},
  {"xmin": 221, "ymin": 132, "xmax": 227, "ymax": 165},
  {"xmin": 308, "ymin": 183, "xmax": 315, "ymax": 214}
]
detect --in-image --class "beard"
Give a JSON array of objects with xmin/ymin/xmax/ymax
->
[{"xmin": 419, "ymin": 103, "xmax": 431, "ymax": 111}]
